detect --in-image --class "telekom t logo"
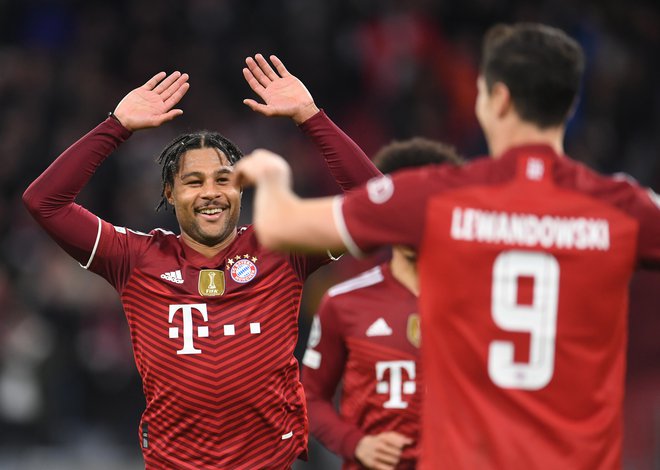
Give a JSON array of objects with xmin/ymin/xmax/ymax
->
[
  {"xmin": 375, "ymin": 360, "xmax": 416, "ymax": 409},
  {"xmin": 168, "ymin": 304, "xmax": 209, "ymax": 355}
]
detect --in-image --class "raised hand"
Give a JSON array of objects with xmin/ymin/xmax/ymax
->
[
  {"xmin": 354, "ymin": 432, "xmax": 414, "ymax": 470},
  {"xmin": 233, "ymin": 149, "xmax": 292, "ymax": 189},
  {"xmin": 113, "ymin": 71, "xmax": 190, "ymax": 131},
  {"xmin": 243, "ymin": 54, "xmax": 319, "ymax": 124}
]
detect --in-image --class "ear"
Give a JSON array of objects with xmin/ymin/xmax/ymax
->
[
  {"xmin": 490, "ymin": 82, "xmax": 512, "ymax": 118},
  {"xmin": 164, "ymin": 183, "xmax": 174, "ymax": 205}
]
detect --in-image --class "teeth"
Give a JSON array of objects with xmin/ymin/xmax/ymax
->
[{"xmin": 199, "ymin": 208, "xmax": 223, "ymax": 215}]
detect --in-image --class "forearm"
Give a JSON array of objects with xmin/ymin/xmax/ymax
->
[
  {"xmin": 23, "ymin": 117, "xmax": 131, "ymax": 216},
  {"xmin": 307, "ymin": 397, "xmax": 365, "ymax": 459},
  {"xmin": 23, "ymin": 117, "xmax": 132, "ymax": 261},
  {"xmin": 299, "ymin": 110, "xmax": 380, "ymax": 191},
  {"xmin": 253, "ymin": 183, "xmax": 344, "ymax": 253}
]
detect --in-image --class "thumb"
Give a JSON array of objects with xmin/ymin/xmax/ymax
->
[{"xmin": 243, "ymin": 99, "xmax": 272, "ymax": 116}]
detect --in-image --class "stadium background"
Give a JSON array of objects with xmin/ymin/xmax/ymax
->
[{"xmin": 0, "ymin": 0, "xmax": 658, "ymax": 468}]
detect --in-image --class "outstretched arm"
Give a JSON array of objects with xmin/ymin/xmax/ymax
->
[
  {"xmin": 243, "ymin": 54, "xmax": 380, "ymax": 190},
  {"xmin": 23, "ymin": 72, "xmax": 189, "ymax": 264}
]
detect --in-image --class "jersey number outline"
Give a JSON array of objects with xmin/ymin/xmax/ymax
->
[{"xmin": 487, "ymin": 250, "xmax": 559, "ymax": 390}]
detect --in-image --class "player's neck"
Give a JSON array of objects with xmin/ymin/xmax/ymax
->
[
  {"xmin": 489, "ymin": 120, "xmax": 565, "ymax": 158},
  {"xmin": 180, "ymin": 229, "xmax": 238, "ymax": 258},
  {"xmin": 390, "ymin": 248, "xmax": 419, "ymax": 297}
]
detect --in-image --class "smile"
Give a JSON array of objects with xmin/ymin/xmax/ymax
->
[{"xmin": 197, "ymin": 207, "xmax": 224, "ymax": 215}]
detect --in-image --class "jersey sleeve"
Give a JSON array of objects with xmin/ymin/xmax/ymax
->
[
  {"xmin": 289, "ymin": 110, "xmax": 381, "ymax": 276},
  {"xmin": 301, "ymin": 298, "xmax": 365, "ymax": 459},
  {"xmin": 298, "ymin": 109, "xmax": 381, "ymax": 191},
  {"xmin": 335, "ymin": 169, "xmax": 434, "ymax": 257},
  {"xmin": 22, "ymin": 117, "xmax": 146, "ymax": 291},
  {"xmin": 628, "ymin": 186, "xmax": 660, "ymax": 268}
]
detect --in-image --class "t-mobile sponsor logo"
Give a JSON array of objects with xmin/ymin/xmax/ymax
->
[
  {"xmin": 168, "ymin": 304, "xmax": 209, "ymax": 355},
  {"xmin": 375, "ymin": 360, "xmax": 416, "ymax": 409},
  {"xmin": 168, "ymin": 304, "xmax": 262, "ymax": 355}
]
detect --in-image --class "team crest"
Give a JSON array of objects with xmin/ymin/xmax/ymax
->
[
  {"xmin": 198, "ymin": 269, "xmax": 225, "ymax": 296},
  {"xmin": 407, "ymin": 314, "xmax": 421, "ymax": 348},
  {"xmin": 227, "ymin": 254, "xmax": 258, "ymax": 284}
]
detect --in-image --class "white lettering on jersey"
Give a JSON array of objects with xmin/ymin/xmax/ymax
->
[
  {"xmin": 450, "ymin": 207, "xmax": 610, "ymax": 250},
  {"xmin": 375, "ymin": 360, "xmax": 416, "ymax": 409},
  {"xmin": 168, "ymin": 304, "xmax": 209, "ymax": 355}
]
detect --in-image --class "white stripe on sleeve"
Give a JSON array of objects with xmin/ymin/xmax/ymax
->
[
  {"xmin": 332, "ymin": 196, "xmax": 365, "ymax": 259},
  {"xmin": 79, "ymin": 216, "xmax": 102, "ymax": 270}
]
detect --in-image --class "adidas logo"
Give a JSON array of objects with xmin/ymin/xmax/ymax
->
[
  {"xmin": 366, "ymin": 318, "xmax": 392, "ymax": 337},
  {"xmin": 161, "ymin": 270, "xmax": 184, "ymax": 284}
]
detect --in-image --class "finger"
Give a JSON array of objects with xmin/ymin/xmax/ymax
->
[
  {"xmin": 164, "ymin": 82, "xmax": 190, "ymax": 109},
  {"xmin": 153, "ymin": 71, "xmax": 182, "ymax": 94},
  {"xmin": 254, "ymin": 53, "xmax": 279, "ymax": 80},
  {"xmin": 374, "ymin": 450, "xmax": 400, "ymax": 466},
  {"xmin": 161, "ymin": 73, "xmax": 189, "ymax": 102},
  {"xmin": 243, "ymin": 67, "xmax": 266, "ymax": 94},
  {"xmin": 269, "ymin": 55, "xmax": 290, "ymax": 77},
  {"xmin": 156, "ymin": 109, "xmax": 184, "ymax": 125},
  {"xmin": 245, "ymin": 56, "xmax": 271, "ymax": 88},
  {"xmin": 143, "ymin": 72, "xmax": 167, "ymax": 90},
  {"xmin": 242, "ymin": 99, "xmax": 272, "ymax": 115}
]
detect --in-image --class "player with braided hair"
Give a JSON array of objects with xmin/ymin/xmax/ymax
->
[{"xmin": 23, "ymin": 55, "xmax": 381, "ymax": 469}]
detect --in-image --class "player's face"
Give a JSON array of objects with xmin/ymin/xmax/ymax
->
[{"xmin": 166, "ymin": 147, "xmax": 241, "ymax": 248}]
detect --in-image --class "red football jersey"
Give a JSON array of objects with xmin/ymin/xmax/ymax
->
[
  {"xmin": 336, "ymin": 145, "xmax": 660, "ymax": 469},
  {"xmin": 302, "ymin": 263, "xmax": 421, "ymax": 469},
  {"xmin": 92, "ymin": 223, "xmax": 323, "ymax": 468}
]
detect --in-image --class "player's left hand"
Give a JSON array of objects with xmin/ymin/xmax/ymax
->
[{"xmin": 242, "ymin": 54, "xmax": 319, "ymax": 125}]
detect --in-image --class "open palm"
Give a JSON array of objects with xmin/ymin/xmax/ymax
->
[
  {"xmin": 113, "ymin": 71, "xmax": 190, "ymax": 131},
  {"xmin": 243, "ymin": 54, "xmax": 318, "ymax": 124}
]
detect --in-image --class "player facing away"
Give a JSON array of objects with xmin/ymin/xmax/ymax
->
[
  {"xmin": 23, "ymin": 55, "xmax": 381, "ymax": 469},
  {"xmin": 302, "ymin": 139, "xmax": 462, "ymax": 470},
  {"xmin": 234, "ymin": 23, "xmax": 660, "ymax": 469}
]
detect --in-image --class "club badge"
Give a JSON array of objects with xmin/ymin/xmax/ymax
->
[
  {"xmin": 198, "ymin": 269, "xmax": 225, "ymax": 296},
  {"xmin": 407, "ymin": 313, "xmax": 421, "ymax": 348},
  {"xmin": 226, "ymin": 254, "xmax": 258, "ymax": 284}
]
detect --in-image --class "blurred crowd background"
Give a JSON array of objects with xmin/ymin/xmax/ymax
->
[{"xmin": 0, "ymin": 0, "xmax": 658, "ymax": 468}]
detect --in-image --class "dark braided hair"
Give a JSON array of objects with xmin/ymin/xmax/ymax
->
[{"xmin": 156, "ymin": 131, "xmax": 244, "ymax": 211}]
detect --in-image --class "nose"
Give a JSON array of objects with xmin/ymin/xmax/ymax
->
[{"xmin": 200, "ymin": 180, "xmax": 221, "ymax": 200}]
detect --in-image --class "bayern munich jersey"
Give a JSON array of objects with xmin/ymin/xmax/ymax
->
[
  {"xmin": 336, "ymin": 144, "xmax": 660, "ymax": 469},
  {"xmin": 23, "ymin": 111, "xmax": 380, "ymax": 469},
  {"xmin": 302, "ymin": 263, "xmax": 420, "ymax": 469}
]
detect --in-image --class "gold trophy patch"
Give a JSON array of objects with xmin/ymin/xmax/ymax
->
[
  {"xmin": 407, "ymin": 313, "xmax": 421, "ymax": 348},
  {"xmin": 198, "ymin": 269, "xmax": 225, "ymax": 296}
]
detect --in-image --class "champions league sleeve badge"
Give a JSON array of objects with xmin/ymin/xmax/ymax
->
[{"xmin": 225, "ymin": 254, "xmax": 258, "ymax": 284}]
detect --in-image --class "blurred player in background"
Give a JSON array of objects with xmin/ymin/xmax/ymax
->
[
  {"xmin": 23, "ymin": 55, "xmax": 381, "ymax": 469},
  {"xmin": 302, "ymin": 139, "xmax": 462, "ymax": 470},
  {"xmin": 235, "ymin": 23, "xmax": 660, "ymax": 469}
]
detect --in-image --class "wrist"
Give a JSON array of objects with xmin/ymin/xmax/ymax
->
[{"xmin": 293, "ymin": 103, "xmax": 320, "ymax": 125}]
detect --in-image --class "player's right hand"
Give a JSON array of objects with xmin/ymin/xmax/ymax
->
[
  {"xmin": 354, "ymin": 431, "xmax": 414, "ymax": 470},
  {"xmin": 233, "ymin": 148, "xmax": 292, "ymax": 189},
  {"xmin": 113, "ymin": 71, "xmax": 189, "ymax": 131}
]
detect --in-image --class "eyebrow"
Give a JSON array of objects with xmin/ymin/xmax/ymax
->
[{"xmin": 180, "ymin": 167, "xmax": 234, "ymax": 179}]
